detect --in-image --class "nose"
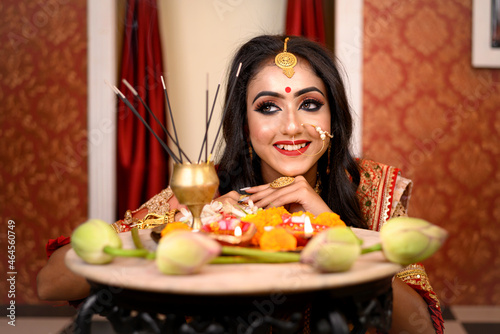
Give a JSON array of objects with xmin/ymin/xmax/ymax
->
[{"xmin": 281, "ymin": 110, "xmax": 303, "ymax": 136}]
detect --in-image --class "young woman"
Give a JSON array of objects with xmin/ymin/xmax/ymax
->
[{"xmin": 38, "ymin": 35, "xmax": 443, "ymax": 334}]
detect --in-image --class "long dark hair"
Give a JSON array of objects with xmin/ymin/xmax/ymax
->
[{"xmin": 216, "ymin": 35, "xmax": 365, "ymax": 229}]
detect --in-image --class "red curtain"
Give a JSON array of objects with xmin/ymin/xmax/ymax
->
[
  {"xmin": 286, "ymin": 0, "xmax": 325, "ymax": 44},
  {"xmin": 117, "ymin": 0, "xmax": 168, "ymax": 218}
]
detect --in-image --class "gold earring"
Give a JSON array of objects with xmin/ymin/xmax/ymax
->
[
  {"xmin": 248, "ymin": 142, "xmax": 253, "ymax": 161},
  {"xmin": 326, "ymin": 142, "xmax": 331, "ymax": 175}
]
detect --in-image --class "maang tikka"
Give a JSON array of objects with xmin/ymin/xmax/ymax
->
[{"xmin": 275, "ymin": 37, "xmax": 297, "ymax": 78}]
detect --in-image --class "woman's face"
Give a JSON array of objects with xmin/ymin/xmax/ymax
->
[{"xmin": 246, "ymin": 59, "xmax": 331, "ymax": 183}]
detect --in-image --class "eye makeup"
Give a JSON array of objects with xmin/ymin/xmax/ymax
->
[{"xmin": 254, "ymin": 100, "xmax": 281, "ymax": 114}]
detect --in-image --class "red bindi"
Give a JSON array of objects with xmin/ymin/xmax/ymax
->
[{"xmin": 285, "ymin": 87, "xmax": 291, "ymax": 93}]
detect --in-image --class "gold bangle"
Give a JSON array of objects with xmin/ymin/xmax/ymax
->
[
  {"xmin": 110, "ymin": 222, "xmax": 121, "ymax": 233},
  {"xmin": 165, "ymin": 209, "xmax": 179, "ymax": 224}
]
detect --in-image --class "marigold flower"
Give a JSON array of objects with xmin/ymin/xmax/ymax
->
[
  {"xmin": 241, "ymin": 206, "xmax": 289, "ymax": 245},
  {"xmin": 259, "ymin": 227, "xmax": 297, "ymax": 251},
  {"xmin": 313, "ymin": 212, "xmax": 346, "ymax": 227},
  {"xmin": 161, "ymin": 222, "xmax": 192, "ymax": 237}
]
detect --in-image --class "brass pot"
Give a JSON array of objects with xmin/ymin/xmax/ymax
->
[{"xmin": 170, "ymin": 162, "xmax": 219, "ymax": 230}]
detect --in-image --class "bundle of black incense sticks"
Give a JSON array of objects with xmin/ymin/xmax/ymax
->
[{"xmin": 109, "ymin": 62, "xmax": 242, "ymax": 165}]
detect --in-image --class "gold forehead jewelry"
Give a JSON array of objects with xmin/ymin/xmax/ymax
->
[
  {"xmin": 270, "ymin": 176, "xmax": 295, "ymax": 189},
  {"xmin": 275, "ymin": 37, "xmax": 297, "ymax": 78}
]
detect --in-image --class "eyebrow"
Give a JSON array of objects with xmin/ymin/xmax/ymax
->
[
  {"xmin": 252, "ymin": 91, "xmax": 283, "ymax": 104},
  {"xmin": 295, "ymin": 87, "xmax": 325, "ymax": 97},
  {"xmin": 251, "ymin": 86, "xmax": 325, "ymax": 104}
]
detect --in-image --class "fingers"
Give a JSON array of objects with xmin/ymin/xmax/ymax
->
[
  {"xmin": 241, "ymin": 175, "xmax": 305, "ymax": 194},
  {"xmin": 254, "ymin": 179, "xmax": 309, "ymax": 209},
  {"xmin": 240, "ymin": 183, "xmax": 270, "ymax": 194},
  {"xmin": 243, "ymin": 176, "xmax": 310, "ymax": 207},
  {"xmin": 255, "ymin": 185, "xmax": 330, "ymax": 216},
  {"xmin": 232, "ymin": 176, "xmax": 331, "ymax": 215},
  {"xmin": 214, "ymin": 191, "xmax": 240, "ymax": 206}
]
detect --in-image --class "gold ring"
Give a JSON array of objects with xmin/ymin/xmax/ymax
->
[{"xmin": 270, "ymin": 176, "xmax": 295, "ymax": 189}]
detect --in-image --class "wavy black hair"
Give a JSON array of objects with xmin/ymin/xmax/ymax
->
[{"xmin": 216, "ymin": 35, "xmax": 365, "ymax": 228}]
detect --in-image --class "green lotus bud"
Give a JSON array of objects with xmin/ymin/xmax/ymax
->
[
  {"xmin": 380, "ymin": 217, "xmax": 448, "ymax": 265},
  {"xmin": 300, "ymin": 227, "xmax": 361, "ymax": 272},
  {"xmin": 156, "ymin": 231, "xmax": 221, "ymax": 275},
  {"xmin": 71, "ymin": 219, "xmax": 122, "ymax": 264}
]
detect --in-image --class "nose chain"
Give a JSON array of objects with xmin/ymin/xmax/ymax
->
[{"xmin": 291, "ymin": 124, "xmax": 333, "ymax": 157}]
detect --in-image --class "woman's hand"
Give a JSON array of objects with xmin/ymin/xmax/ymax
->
[
  {"xmin": 242, "ymin": 176, "xmax": 332, "ymax": 216},
  {"xmin": 213, "ymin": 190, "xmax": 241, "ymax": 207}
]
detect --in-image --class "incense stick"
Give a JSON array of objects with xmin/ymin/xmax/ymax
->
[
  {"xmin": 160, "ymin": 76, "xmax": 183, "ymax": 162},
  {"xmin": 111, "ymin": 84, "xmax": 181, "ymax": 164},
  {"xmin": 198, "ymin": 75, "xmax": 222, "ymax": 163},
  {"xmin": 122, "ymin": 79, "xmax": 192, "ymax": 163},
  {"xmin": 210, "ymin": 62, "xmax": 242, "ymax": 156},
  {"xmin": 111, "ymin": 64, "xmax": 241, "ymax": 166},
  {"xmin": 205, "ymin": 74, "xmax": 209, "ymax": 162}
]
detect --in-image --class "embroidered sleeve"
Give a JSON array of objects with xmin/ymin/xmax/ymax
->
[
  {"xmin": 136, "ymin": 187, "xmax": 174, "ymax": 215},
  {"xmin": 356, "ymin": 160, "xmax": 400, "ymax": 231},
  {"xmin": 396, "ymin": 264, "xmax": 444, "ymax": 334},
  {"xmin": 391, "ymin": 201, "xmax": 407, "ymax": 218},
  {"xmin": 112, "ymin": 187, "xmax": 175, "ymax": 232},
  {"xmin": 390, "ymin": 175, "xmax": 413, "ymax": 218}
]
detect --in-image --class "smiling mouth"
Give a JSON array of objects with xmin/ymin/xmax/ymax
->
[
  {"xmin": 275, "ymin": 143, "xmax": 308, "ymax": 151},
  {"xmin": 273, "ymin": 142, "xmax": 311, "ymax": 156}
]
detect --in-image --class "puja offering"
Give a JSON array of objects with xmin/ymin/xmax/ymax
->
[
  {"xmin": 278, "ymin": 212, "xmax": 346, "ymax": 246},
  {"xmin": 241, "ymin": 207, "xmax": 346, "ymax": 250},
  {"xmin": 71, "ymin": 212, "xmax": 448, "ymax": 276},
  {"xmin": 201, "ymin": 219, "xmax": 256, "ymax": 246}
]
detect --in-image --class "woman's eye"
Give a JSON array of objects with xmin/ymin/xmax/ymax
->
[
  {"xmin": 300, "ymin": 99, "xmax": 324, "ymax": 112},
  {"xmin": 255, "ymin": 101, "xmax": 281, "ymax": 114}
]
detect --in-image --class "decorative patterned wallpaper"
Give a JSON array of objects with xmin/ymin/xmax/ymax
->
[
  {"xmin": 363, "ymin": 0, "xmax": 500, "ymax": 305},
  {"xmin": 0, "ymin": 1, "xmax": 88, "ymax": 304}
]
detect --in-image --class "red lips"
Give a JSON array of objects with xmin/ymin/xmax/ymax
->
[{"xmin": 273, "ymin": 140, "xmax": 310, "ymax": 156}]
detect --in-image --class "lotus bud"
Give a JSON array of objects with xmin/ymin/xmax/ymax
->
[
  {"xmin": 300, "ymin": 227, "xmax": 362, "ymax": 272},
  {"xmin": 380, "ymin": 217, "xmax": 448, "ymax": 265},
  {"xmin": 156, "ymin": 231, "xmax": 221, "ymax": 275},
  {"xmin": 71, "ymin": 219, "xmax": 122, "ymax": 264}
]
